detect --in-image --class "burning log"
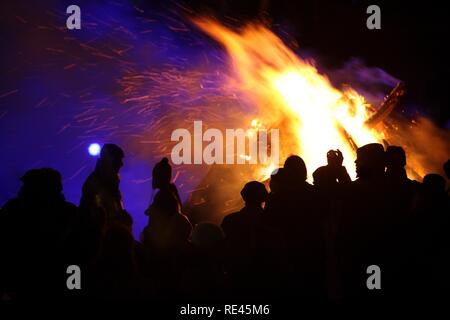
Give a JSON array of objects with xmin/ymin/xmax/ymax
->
[
  {"xmin": 336, "ymin": 121, "xmax": 359, "ymax": 152},
  {"xmin": 336, "ymin": 83, "xmax": 406, "ymax": 155},
  {"xmin": 365, "ymin": 82, "xmax": 406, "ymax": 128}
]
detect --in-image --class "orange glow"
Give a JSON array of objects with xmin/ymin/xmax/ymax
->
[{"xmin": 194, "ymin": 19, "xmax": 391, "ymax": 180}]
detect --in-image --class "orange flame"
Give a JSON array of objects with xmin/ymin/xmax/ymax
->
[{"xmin": 195, "ymin": 19, "xmax": 388, "ymax": 180}]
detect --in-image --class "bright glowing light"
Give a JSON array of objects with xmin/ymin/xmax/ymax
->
[
  {"xmin": 88, "ymin": 143, "xmax": 101, "ymax": 156},
  {"xmin": 194, "ymin": 19, "xmax": 386, "ymax": 180}
]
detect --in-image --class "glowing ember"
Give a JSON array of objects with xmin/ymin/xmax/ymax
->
[{"xmin": 194, "ymin": 19, "xmax": 386, "ymax": 180}]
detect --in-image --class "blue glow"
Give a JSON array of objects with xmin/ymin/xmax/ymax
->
[{"xmin": 88, "ymin": 143, "xmax": 101, "ymax": 156}]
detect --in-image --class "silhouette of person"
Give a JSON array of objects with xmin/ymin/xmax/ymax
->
[
  {"xmin": 337, "ymin": 143, "xmax": 391, "ymax": 299},
  {"xmin": 265, "ymin": 155, "xmax": 326, "ymax": 298},
  {"xmin": 142, "ymin": 189, "xmax": 192, "ymax": 251},
  {"xmin": 385, "ymin": 146, "xmax": 419, "ymax": 190},
  {"xmin": 410, "ymin": 173, "xmax": 449, "ymax": 297},
  {"xmin": 0, "ymin": 168, "xmax": 77, "ymax": 299},
  {"xmin": 385, "ymin": 146, "xmax": 407, "ymax": 180},
  {"xmin": 77, "ymin": 144, "xmax": 132, "ymax": 278},
  {"xmin": 383, "ymin": 145, "xmax": 421, "ymax": 295},
  {"xmin": 80, "ymin": 143, "xmax": 132, "ymax": 230},
  {"xmin": 313, "ymin": 149, "xmax": 351, "ymax": 190},
  {"xmin": 444, "ymin": 159, "xmax": 450, "ymax": 196},
  {"xmin": 354, "ymin": 143, "xmax": 385, "ymax": 181},
  {"xmin": 180, "ymin": 222, "xmax": 227, "ymax": 299},
  {"xmin": 140, "ymin": 158, "xmax": 192, "ymax": 298},
  {"xmin": 268, "ymin": 167, "xmax": 284, "ymax": 195},
  {"xmin": 312, "ymin": 150, "xmax": 351, "ymax": 299},
  {"xmin": 221, "ymin": 181, "xmax": 274, "ymax": 297},
  {"xmin": 413, "ymin": 173, "xmax": 447, "ymax": 213},
  {"xmin": 91, "ymin": 224, "xmax": 153, "ymax": 299},
  {"xmin": 149, "ymin": 156, "xmax": 182, "ymax": 209},
  {"xmin": 284, "ymin": 155, "xmax": 309, "ymax": 186},
  {"xmin": 444, "ymin": 159, "xmax": 450, "ymax": 180},
  {"xmin": 383, "ymin": 145, "xmax": 419, "ymax": 222},
  {"xmin": 265, "ymin": 155, "xmax": 314, "ymax": 226},
  {"xmin": 221, "ymin": 181, "xmax": 268, "ymax": 248},
  {"xmin": 142, "ymin": 157, "xmax": 191, "ymax": 252}
]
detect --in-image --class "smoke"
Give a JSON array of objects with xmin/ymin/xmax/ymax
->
[
  {"xmin": 389, "ymin": 116, "xmax": 450, "ymax": 180},
  {"xmin": 327, "ymin": 57, "xmax": 400, "ymax": 107}
]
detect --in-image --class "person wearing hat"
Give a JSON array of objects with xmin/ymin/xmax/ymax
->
[
  {"xmin": 221, "ymin": 181, "xmax": 269, "ymax": 239},
  {"xmin": 149, "ymin": 157, "xmax": 182, "ymax": 209},
  {"xmin": 220, "ymin": 181, "xmax": 271, "ymax": 296},
  {"xmin": 0, "ymin": 168, "xmax": 77, "ymax": 299}
]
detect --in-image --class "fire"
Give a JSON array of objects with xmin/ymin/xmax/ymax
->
[{"xmin": 194, "ymin": 19, "xmax": 386, "ymax": 180}]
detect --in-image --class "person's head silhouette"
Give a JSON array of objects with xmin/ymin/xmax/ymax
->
[
  {"xmin": 355, "ymin": 143, "xmax": 385, "ymax": 179},
  {"xmin": 284, "ymin": 155, "xmax": 307, "ymax": 182},
  {"xmin": 152, "ymin": 157, "xmax": 172, "ymax": 190},
  {"xmin": 423, "ymin": 173, "xmax": 446, "ymax": 194},
  {"xmin": 241, "ymin": 181, "xmax": 269, "ymax": 207},
  {"xmin": 386, "ymin": 146, "xmax": 406, "ymax": 169},
  {"xmin": 385, "ymin": 145, "xmax": 408, "ymax": 180},
  {"xmin": 443, "ymin": 159, "xmax": 450, "ymax": 180},
  {"xmin": 326, "ymin": 149, "xmax": 344, "ymax": 168},
  {"xmin": 269, "ymin": 168, "xmax": 284, "ymax": 193},
  {"xmin": 97, "ymin": 144, "xmax": 124, "ymax": 175},
  {"xmin": 19, "ymin": 168, "xmax": 63, "ymax": 200}
]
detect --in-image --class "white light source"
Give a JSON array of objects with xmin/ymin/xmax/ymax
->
[{"xmin": 88, "ymin": 143, "xmax": 101, "ymax": 156}]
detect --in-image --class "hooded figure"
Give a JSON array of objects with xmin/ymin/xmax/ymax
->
[{"xmin": 80, "ymin": 144, "xmax": 131, "ymax": 231}]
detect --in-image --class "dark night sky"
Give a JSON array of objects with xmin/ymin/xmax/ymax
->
[{"xmin": 3, "ymin": 1, "xmax": 447, "ymax": 120}]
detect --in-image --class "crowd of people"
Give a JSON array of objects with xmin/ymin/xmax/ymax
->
[{"xmin": 0, "ymin": 143, "xmax": 448, "ymax": 300}]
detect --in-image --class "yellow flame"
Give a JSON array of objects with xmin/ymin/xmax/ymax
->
[{"xmin": 195, "ymin": 19, "xmax": 385, "ymax": 180}]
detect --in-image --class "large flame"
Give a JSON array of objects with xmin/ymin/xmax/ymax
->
[{"xmin": 194, "ymin": 19, "xmax": 386, "ymax": 180}]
